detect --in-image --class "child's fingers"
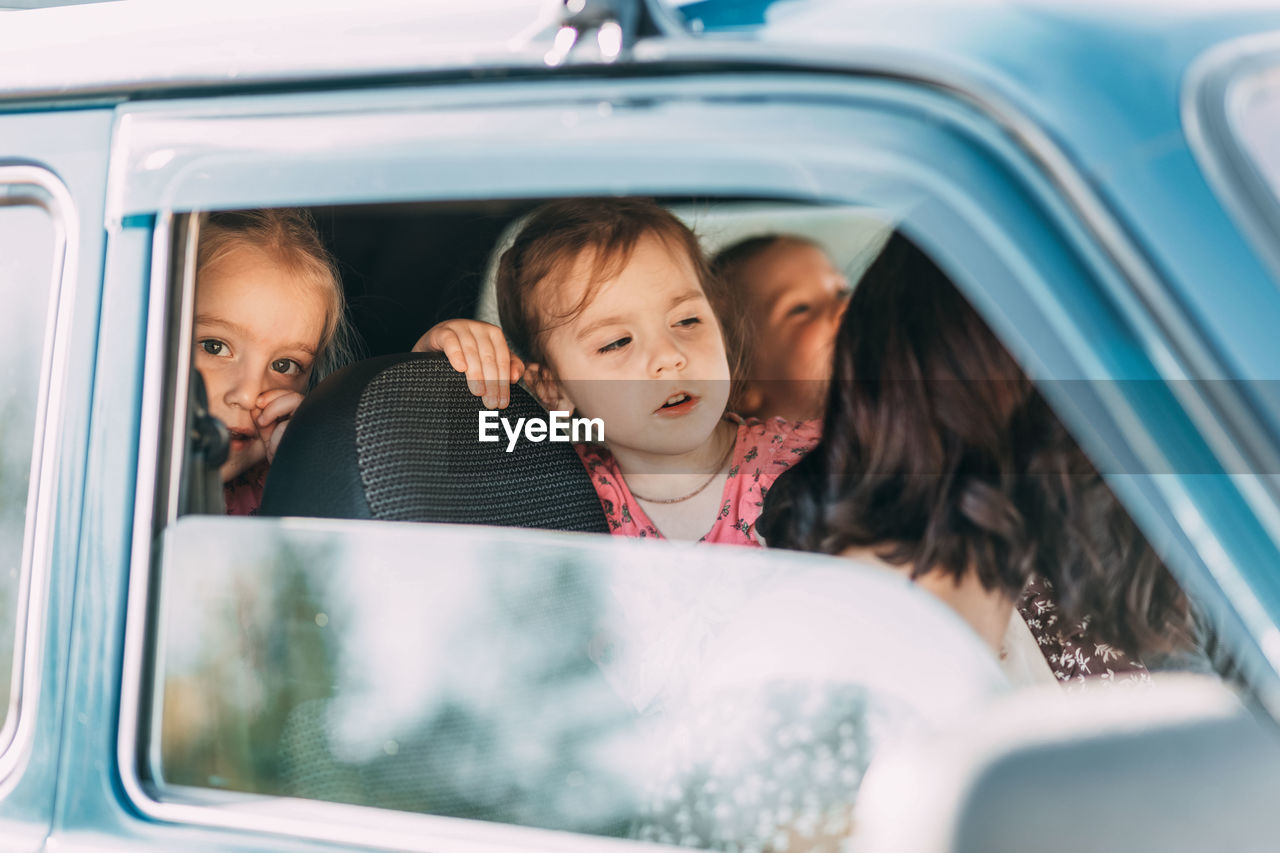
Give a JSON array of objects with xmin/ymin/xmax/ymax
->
[
  {"xmin": 266, "ymin": 419, "xmax": 290, "ymax": 463},
  {"xmin": 476, "ymin": 336, "xmax": 504, "ymax": 410},
  {"xmin": 257, "ymin": 390, "xmax": 304, "ymax": 428},
  {"xmin": 484, "ymin": 329, "xmax": 517, "ymax": 409},
  {"xmin": 415, "ymin": 320, "xmax": 518, "ymax": 408},
  {"xmin": 452, "ymin": 331, "xmax": 491, "ymax": 401},
  {"xmin": 432, "ymin": 329, "xmax": 474, "ymax": 379}
]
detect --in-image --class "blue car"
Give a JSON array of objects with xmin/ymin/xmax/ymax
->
[{"xmin": 3, "ymin": 0, "xmax": 1280, "ymax": 850}]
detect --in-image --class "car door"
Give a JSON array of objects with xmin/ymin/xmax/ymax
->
[
  {"xmin": 0, "ymin": 108, "xmax": 111, "ymax": 853},
  {"xmin": 51, "ymin": 45, "xmax": 1280, "ymax": 853}
]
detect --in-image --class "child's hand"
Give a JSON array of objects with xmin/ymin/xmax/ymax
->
[
  {"xmin": 255, "ymin": 388, "xmax": 305, "ymax": 464},
  {"xmin": 412, "ymin": 319, "xmax": 524, "ymax": 409}
]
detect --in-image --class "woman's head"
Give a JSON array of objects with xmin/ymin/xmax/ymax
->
[
  {"xmin": 194, "ymin": 208, "xmax": 352, "ymax": 481},
  {"xmin": 759, "ymin": 231, "xmax": 1189, "ymax": 657},
  {"xmin": 713, "ymin": 234, "xmax": 849, "ymax": 421},
  {"xmin": 496, "ymin": 199, "xmax": 741, "ymax": 457}
]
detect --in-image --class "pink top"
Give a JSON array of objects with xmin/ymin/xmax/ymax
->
[
  {"xmin": 575, "ymin": 416, "xmax": 820, "ymax": 546},
  {"xmin": 224, "ymin": 461, "xmax": 268, "ymax": 516}
]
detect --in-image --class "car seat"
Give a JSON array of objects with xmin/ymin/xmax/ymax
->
[{"xmin": 258, "ymin": 352, "xmax": 609, "ymax": 532}]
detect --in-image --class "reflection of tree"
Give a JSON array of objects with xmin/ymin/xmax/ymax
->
[
  {"xmin": 279, "ymin": 555, "xmax": 639, "ymax": 836},
  {"xmin": 0, "ymin": 390, "xmax": 37, "ymax": 719},
  {"xmin": 160, "ymin": 538, "xmax": 643, "ymax": 837},
  {"xmin": 0, "ymin": 210, "xmax": 57, "ymax": 728},
  {"xmin": 161, "ymin": 538, "xmax": 338, "ymax": 794},
  {"xmin": 635, "ymin": 681, "xmax": 903, "ymax": 851}
]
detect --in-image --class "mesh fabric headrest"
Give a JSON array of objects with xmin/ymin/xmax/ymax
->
[{"xmin": 259, "ymin": 353, "xmax": 608, "ymax": 533}]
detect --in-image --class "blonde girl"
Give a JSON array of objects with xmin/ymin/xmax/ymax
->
[{"xmin": 194, "ymin": 208, "xmax": 354, "ymax": 515}]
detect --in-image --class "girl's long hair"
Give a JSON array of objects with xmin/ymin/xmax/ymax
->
[{"xmin": 759, "ymin": 231, "xmax": 1191, "ymax": 658}]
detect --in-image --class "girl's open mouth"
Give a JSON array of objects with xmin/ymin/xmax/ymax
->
[
  {"xmin": 228, "ymin": 428, "xmax": 256, "ymax": 448},
  {"xmin": 655, "ymin": 391, "xmax": 698, "ymax": 416}
]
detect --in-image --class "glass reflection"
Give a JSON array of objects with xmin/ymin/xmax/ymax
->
[
  {"xmin": 0, "ymin": 203, "xmax": 56, "ymax": 731},
  {"xmin": 154, "ymin": 518, "xmax": 1003, "ymax": 845}
]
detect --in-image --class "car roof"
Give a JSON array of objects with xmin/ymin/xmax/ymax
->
[
  {"xmin": 4, "ymin": 0, "xmax": 1278, "ymax": 105},
  {"xmin": 695, "ymin": 0, "xmax": 1280, "ymax": 154},
  {"xmin": 0, "ymin": 0, "xmax": 561, "ymax": 100}
]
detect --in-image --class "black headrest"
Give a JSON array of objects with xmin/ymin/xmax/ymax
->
[{"xmin": 259, "ymin": 352, "xmax": 609, "ymax": 533}]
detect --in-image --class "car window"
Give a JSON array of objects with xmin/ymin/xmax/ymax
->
[
  {"xmin": 0, "ymin": 182, "xmax": 59, "ymax": 747},
  {"xmin": 140, "ymin": 192, "xmax": 1249, "ymax": 850},
  {"xmin": 120, "ymin": 75, "xmax": 1280, "ymax": 849},
  {"xmin": 150, "ymin": 517, "xmax": 1003, "ymax": 848}
]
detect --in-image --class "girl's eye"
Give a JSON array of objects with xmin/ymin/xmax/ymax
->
[
  {"xmin": 198, "ymin": 339, "xmax": 227, "ymax": 356},
  {"xmin": 598, "ymin": 336, "xmax": 631, "ymax": 354},
  {"xmin": 674, "ymin": 316, "xmax": 701, "ymax": 328},
  {"xmin": 786, "ymin": 304, "xmax": 812, "ymax": 317},
  {"xmin": 271, "ymin": 358, "xmax": 303, "ymax": 376}
]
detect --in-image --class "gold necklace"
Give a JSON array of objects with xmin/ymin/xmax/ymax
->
[{"xmin": 629, "ymin": 435, "xmax": 735, "ymax": 505}]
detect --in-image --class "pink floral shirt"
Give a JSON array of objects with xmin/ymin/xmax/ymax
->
[{"xmin": 575, "ymin": 416, "xmax": 820, "ymax": 546}]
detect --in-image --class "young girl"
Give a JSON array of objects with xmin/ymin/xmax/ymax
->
[
  {"xmin": 415, "ymin": 198, "xmax": 818, "ymax": 544},
  {"xmin": 711, "ymin": 233, "xmax": 851, "ymax": 422},
  {"xmin": 194, "ymin": 208, "xmax": 353, "ymax": 515}
]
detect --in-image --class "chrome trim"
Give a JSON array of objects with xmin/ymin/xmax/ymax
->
[
  {"xmin": 126, "ymin": 782, "xmax": 677, "ymax": 853},
  {"xmin": 163, "ymin": 217, "xmax": 199, "ymax": 527},
  {"xmin": 0, "ymin": 166, "xmax": 78, "ymax": 789},
  {"xmin": 1183, "ymin": 31, "xmax": 1280, "ymax": 283},
  {"xmin": 113, "ymin": 51, "xmax": 1280, "ymax": 845},
  {"xmin": 1181, "ymin": 31, "xmax": 1280, "ymax": 686},
  {"xmin": 116, "ymin": 209, "xmax": 176, "ymax": 814}
]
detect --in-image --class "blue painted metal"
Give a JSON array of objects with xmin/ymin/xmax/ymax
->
[
  {"xmin": 2, "ymin": 1, "xmax": 1280, "ymax": 850},
  {"xmin": 0, "ymin": 107, "xmax": 113, "ymax": 852}
]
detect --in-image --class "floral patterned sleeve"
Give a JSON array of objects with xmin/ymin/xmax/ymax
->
[
  {"xmin": 1016, "ymin": 574, "xmax": 1150, "ymax": 687},
  {"xmin": 703, "ymin": 417, "xmax": 821, "ymax": 547},
  {"xmin": 574, "ymin": 417, "xmax": 821, "ymax": 546},
  {"xmin": 574, "ymin": 442, "xmax": 662, "ymax": 539}
]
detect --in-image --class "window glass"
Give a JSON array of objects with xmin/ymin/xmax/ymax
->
[
  {"xmin": 0, "ymin": 200, "xmax": 56, "ymax": 733},
  {"xmin": 152, "ymin": 518, "xmax": 1002, "ymax": 845},
  {"xmin": 153, "ymin": 195, "xmax": 1239, "ymax": 849}
]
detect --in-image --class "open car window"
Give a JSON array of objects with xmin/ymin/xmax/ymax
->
[
  {"xmin": 117, "ymin": 69, "xmax": 1280, "ymax": 850},
  {"xmin": 140, "ymin": 193, "xmax": 1259, "ymax": 850}
]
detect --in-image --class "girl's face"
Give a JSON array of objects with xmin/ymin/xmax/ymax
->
[
  {"xmin": 538, "ymin": 234, "xmax": 731, "ymax": 460},
  {"xmin": 194, "ymin": 245, "xmax": 328, "ymax": 482},
  {"xmin": 739, "ymin": 240, "xmax": 849, "ymax": 420}
]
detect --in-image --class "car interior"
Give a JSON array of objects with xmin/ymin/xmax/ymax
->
[
  {"xmin": 158, "ymin": 195, "xmax": 1258, "ymax": 846},
  {"xmin": 178, "ymin": 198, "xmax": 894, "ymax": 523}
]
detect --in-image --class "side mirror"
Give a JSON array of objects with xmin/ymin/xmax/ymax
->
[{"xmin": 856, "ymin": 675, "xmax": 1280, "ymax": 853}]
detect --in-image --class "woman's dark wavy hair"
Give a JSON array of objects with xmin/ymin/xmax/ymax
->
[{"xmin": 758, "ymin": 231, "xmax": 1191, "ymax": 658}]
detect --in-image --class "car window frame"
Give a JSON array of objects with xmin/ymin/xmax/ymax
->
[
  {"xmin": 116, "ymin": 70, "xmax": 1280, "ymax": 850},
  {"xmin": 1185, "ymin": 31, "xmax": 1280, "ymax": 287},
  {"xmin": 0, "ymin": 165, "xmax": 77, "ymax": 790}
]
